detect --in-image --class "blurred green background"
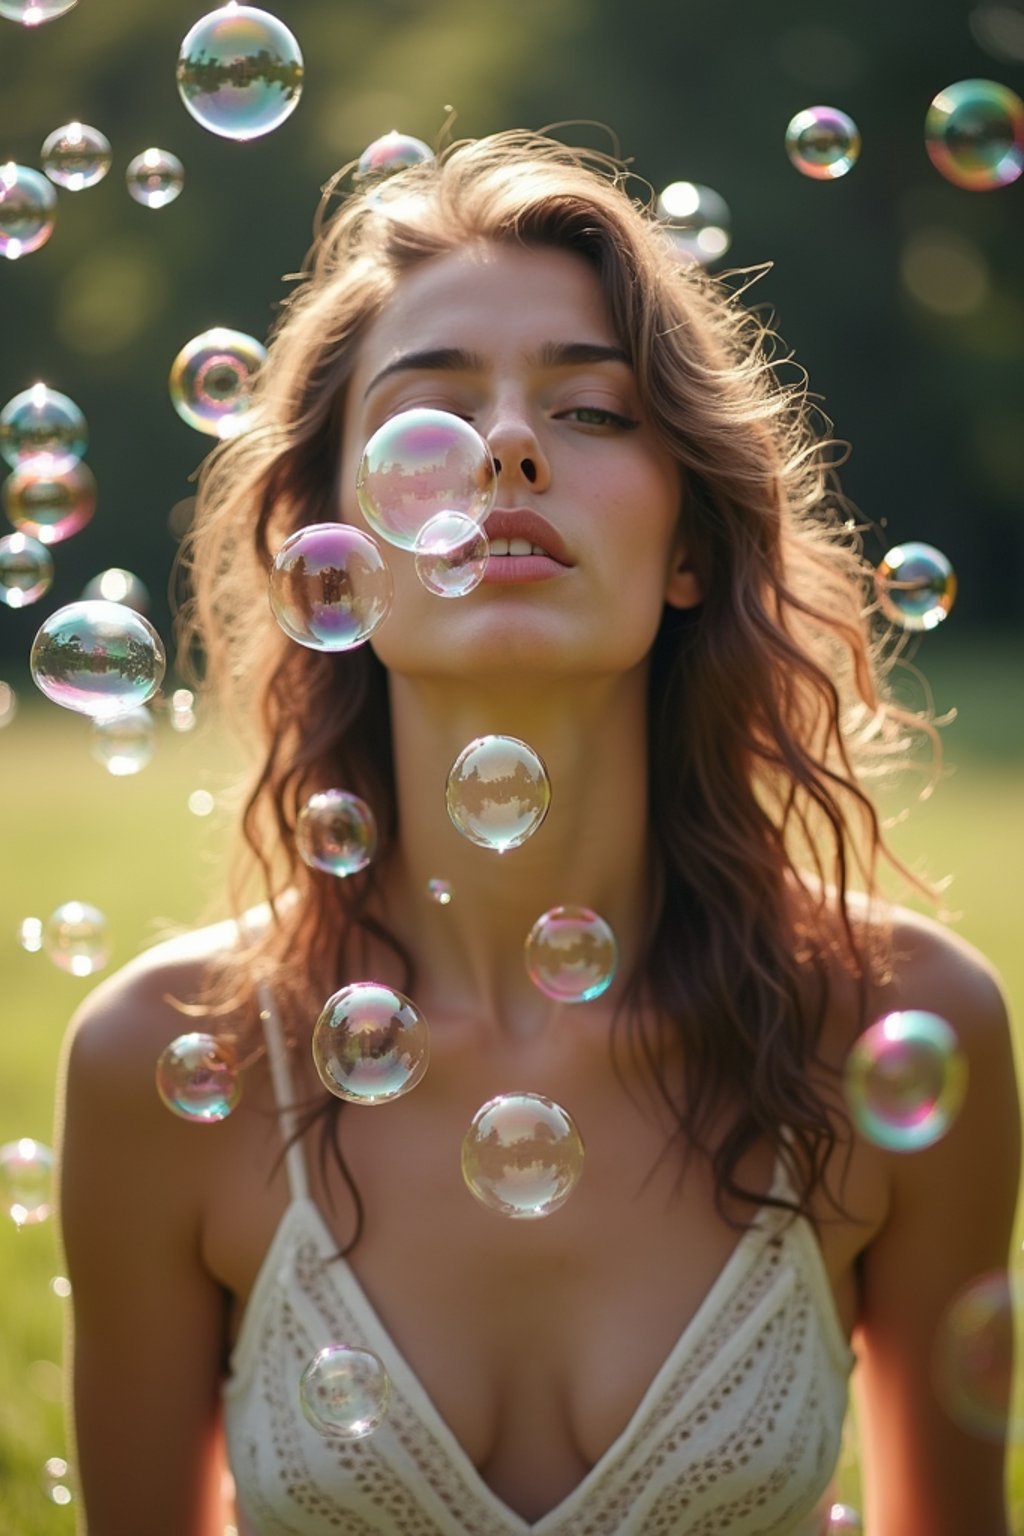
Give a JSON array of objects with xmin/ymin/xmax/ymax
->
[{"xmin": 1, "ymin": 0, "xmax": 1023, "ymax": 1530}]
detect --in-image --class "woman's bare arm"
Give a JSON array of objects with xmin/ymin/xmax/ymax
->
[
  {"xmin": 57, "ymin": 947, "xmax": 234, "ymax": 1536},
  {"xmin": 855, "ymin": 917, "xmax": 1021, "ymax": 1536}
]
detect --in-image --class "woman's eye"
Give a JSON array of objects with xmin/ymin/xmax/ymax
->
[{"xmin": 560, "ymin": 406, "xmax": 640, "ymax": 430}]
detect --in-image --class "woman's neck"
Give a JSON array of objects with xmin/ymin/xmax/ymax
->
[{"xmin": 378, "ymin": 667, "xmax": 655, "ymax": 1037}]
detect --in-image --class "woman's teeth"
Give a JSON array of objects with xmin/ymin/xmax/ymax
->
[{"xmin": 487, "ymin": 538, "xmax": 546, "ymax": 556}]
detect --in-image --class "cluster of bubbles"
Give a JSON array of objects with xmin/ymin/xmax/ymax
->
[
  {"xmin": 155, "ymin": 1032, "xmax": 242, "ymax": 1122},
  {"xmin": 168, "ymin": 326, "xmax": 266, "ymax": 437},
  {"xmin": 843, "ymin": 1011, "xmax": 967, "ymax": 1153},
  {"xmin": 0, "ymin": 1137, "xmax": 54, "ymax": 1226}
]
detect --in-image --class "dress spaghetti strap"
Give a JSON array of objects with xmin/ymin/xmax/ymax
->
[{"xmin": 255, "ymin": 982, "xmax": 310, "ymax": 1205}]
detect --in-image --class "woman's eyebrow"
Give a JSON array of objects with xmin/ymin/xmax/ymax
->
[{"xmin": 364, "ymin": 341, "xmax": 632, "ymax": 400}]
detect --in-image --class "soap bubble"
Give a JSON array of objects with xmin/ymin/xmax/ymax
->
[
  {"xmin": 168, "ymin": 687, "xmax": 198, "ymax": 731},
  {"xmin": 299, "ymin": 1345, "xmax": 390, "ymax": 1439},
  {"xmin": 50, "ymin": 1275, "xmax": 72, "ymax": 1298},
  {"xmin": 925, "ymin": 79, "xmax": 1024, "ymax": 190},
  {"xmin": 80, "ymin": 567, "xmax": 149, "ymax": 612},
  {"xmin": 524, "ymin": 905, "xmax": 618, "ymax": 1003},
  {"xmin": 357, "ymin": 408, "xmax": 497, "ymax": 551},
  {"xmin": 843, "ymin": 1010, "xmax": 967, "ymax": 1152},
  {"xmin": 42, "ymin": 1456, "xmax": 73, "ymax": 1506},
  {"xmin": 312, "ymin": 982, "xmax": 429, "ymax": 1104},
  {"xmin": 414, "ymin": 511, "xmax": 489, "ymax": 597},
  {"xmin": 296, "ymin": 789, "xmax": 377, "ymax": 877},
  {"xmin": 156, "ymin": 1032, "xmax": 241, "ymax": 1122},
  {"xmin": 168, "ymin": 327, "xmax": 266, "ymax": 437},
  {"xmin": 462, "ymin": 1093, "xmax": 584, "ymax": 1219},
  {"xmin": 0, "ymin": 680, "xmax": 16, "ymax": 727},
  {"xmin": 827, "ymin": 1508, "xmax": 863, "ymax": 1534},
  {"xmin": 18, "ymin": 915, "xmax": 43, "ymax": 952},
  {"xmin": 0, "ymin": 1138, "xmax": 54, "ymax": 1226},
  {"xmin": 427, "ymin": 878, "xmax": 453, "ymax": 906},
  {"xmin": 0, "ymin": 383, "xmax": 87, "ymax": 473},
  {"xmin": 785, "ymin": 105, "xmax": 861, "ymax": 178},
  {"xmin": 90, "ymin": 706, "xmax": 155, "ymax": 776},
  {"xmin": 126, "ymin": 148, "xmax": 185, "ymax": 208},
  {"xmin": 40, "ymin": 122, "xmax": 111, "ymax": 190},
  {"xmin": 0, "ymin": 533, "xmax": 53, "ymax": 608},
  {"xmin": 177, "ymin": 4, "xmax": 304, "ymax": 141},
  {"xmin": 445, "ymin": 734, "xmax": 551, "ymax": 853},
  {"xmin": 0, "ymin": 163, "xmax": 57, "ymax": 258},
  {"xmin": 0, "ymin": 0, "xmax": 77, "ymax": 20},
  {"xmin": 4, "ymin": 460, "xmax": 96, "ymax": 544},
  {"xmin": 43, "ymin": 901, "xmax": 110, "ymax": 976},
  {"xmin": 656, "ymin": 181, "xmax": 732, "ymax": 263},
  {"xmin": 355, "ymin": 130, "xmax": 434, "ymax": 184},
  {"xmin": 188, "ymin": 788, "xmax": 216, "ymax": 816},
  {"xmin": 875, "ymin": 541, "xmax": 956, "ymax": 631},
  {"xmin": 269, "ymin": 523, "xmax": 393, "ymax": 651},
  {"xmin": 31, "ymin": 601, "xmax": 166, "ymax": 718},
  {"xmin": 934, "ymin": 1270, "xmax": 1024, "ymax": 1439}
]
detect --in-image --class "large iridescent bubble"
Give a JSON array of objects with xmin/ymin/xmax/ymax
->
[
  {"xmin": 843, "ymin": 1010, "xmax": 967, "ymax": 1152},
  {"xmin": 0, "ymin": 163, "xmax": 57, "ymax": 259},
  {"xmin": 462, "ymin": 1093, "xmax": 584, "ymax": 1219},
  {"xmin": 168, "ymin": 327, "xmax": 265, "ymax": 437},
  {"xmin": 785, "ymin": 106, "xmax": 861, "ymax": 179},
  {"xmin": 269, "ymin": 523, "xmax": 393, "ymax": 651},
  {"xmin": 156, "ymin": 1032, "xmax": 241, "ymax": 1122},
  {"xmin": 445, "ymin": 735, "xmax": 551, "ymax": 853},
  {"xmin": 4, "ymin": 460, "xmax": 96, "ymax": 544},
  {"xmin": 875, "ymin": 541, "xmax": 956, "ymax": 631},
  {"xmin": 925, "ymin": 79, "xmax": 1024, "ymax": 190},
  {"xmin": 0, "ymin": 533, "xmax": 53, "ymax": 608},
  {"xmin": 177, "ymin": 5, "xmax": 304, "ymax": 141},
  {"xmin": 357, "ymin": 409, "xmax": 497, "ymax": 551},
  {"xmin": 31, "ymin": 600, "xmax": 166, "ymax": 718},
  {"xmin": 300, "ymin": 1345, "xmax": 391, "ymax": 1439},
  {"xmin": 126, "ymin": 148, "xmax": 185, "ymax": 209},
  {"xmin": 0, "ymin": 383, "xmax": 87, "ymax": 473},
  {"xmin": 312, "ymin": 982, "xmax": 429, "ymax": 1104},
  {"xmin": 40, "ymin": 122, "xmax": 111, "ymax": 190}
]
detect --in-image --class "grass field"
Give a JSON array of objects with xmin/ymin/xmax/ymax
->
[{"xmin": 1, "ymin": 634, "xmax": 1022, "ymax": 1533}]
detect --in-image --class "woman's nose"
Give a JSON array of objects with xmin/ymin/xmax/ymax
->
[{"xmin": 487, "ymin": 414, "xmax": 551, "ymax": 492}]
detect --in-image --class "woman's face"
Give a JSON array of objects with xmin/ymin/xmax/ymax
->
[{"xmin": 339, "ymin": 240, "xmax": 701, "ymax": 680}]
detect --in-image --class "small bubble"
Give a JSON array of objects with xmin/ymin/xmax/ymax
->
[
  {"xmin": 296, "ymin": 790, "xmax": 377, "ymax": 877},
  {"xmin": 355, "ymin": 130, "xmax": 434, "ymax": 184},
  {"xmin": 875, "ymin": 542, "xmax": 956, "ymax": 631},
  {"xmin": 925, "ymin": 78, "xmax": 1024, "ymax": 190},
  {"xmin": 0, "ymin": 680, "xmax": 16, "ymax": 727},
  {"xmin": 427, "ymin": 877, "xmax": 453, "ymax": 906},
  {"xmin": 40, "ymin": 122, "xmax": 111, "ymax": 191},
  {"xmin": 0, "ymin": 1137, "xmax": 54, "ymax": 1225},
  {"xmin": 312, "ymin": 982, "xmax": 429, "ymax": 1104},
  {"xmin": 169, "ymin": 327, "xmax": 266, "ymax": 438},
  {"xmin": 90, "ymin": 706, "xmax": 155, "ymax": 776},
  {"xmin": 357, "ymin": 409, "xmax": 496, "ymax": 551},
  {"xmin": 269, "ymin": 523, "xmax": 393, "ymax": 651},
  {"xmin": 414, "ymin": 511, "xmax": 489, "ymax": 597},
  {"xmin": 656, "ymin": 181, "xmax": 732, "ymax": 264},
  {"xmin": 827, "ymin": 1505, "xmax": 863, "ymax": 1533},
  {"xmin": 49, "ymin": 1275, "xmax": 72, "ymax": 1299},
  {"xmin": 125, "ymin": 148, "xmax": 185, "ymax": 209},
  {"xmin": 462, "ymin": 1093, "xmax": 584, "ymax": 1219},
  {"xmin": 524, "ymin": 905, "xmax": 618, "ymax": 1003},
  {"xmin": 177, "ymin": 5, "xmax": 304, "ymax": 141},
  {"xmin": 18, "ymin": 915, "xmax": 43, "ymax": 952},
  {"xmin": 0, "ymin": 532, "xmax": 53, "ymax": 608},
  {"xmin": 0, "ymin": 163, "xmax": 57, "ymax": 259},
  {"xmin": 843, "ymin": 1010, "xmax": 967, "ymax": 1152},
  {"xmin": 0, "ymin": 383, "xmax": 86, "ymax": 473},
  {"xmin": 188, "ymin": 788, "xmax": 216, "ymax": 816},
  {"xmin": 445, "ymin": 734, "xmax": 551, "ymax": 853},
  {"xmin": 41, "ymin": 1456, "xmax": 73, "ymax": 1505},
  {"xmin": 785, "ymin": 105, "xmax": 861, "ymax": 178},
  {"xmin": 934, "ymin": 1269, "xmax": 1024, "ymax": 1439},
  {"xmin": 80, "ymin": 567, "xmax": 149, "ymax": 611},
  {"xmin": 299, "ymin": 1345, "xmax": 390, "ymax": 1439},
  {"xmin": 4, "ymin": 460, "xmax": 96, "ymax": 545},
  {"xmin": 155, "ymin": 1032, "xmax": 241, "ymax": 1122},
  {"xmin": 43, "ymin": 901, "xmax": 110, "ymax": 977}
]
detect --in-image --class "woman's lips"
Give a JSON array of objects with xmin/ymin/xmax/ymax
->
[{"xmin": 481, "ymin": 552, "xmax": 567, "ymax": 583}]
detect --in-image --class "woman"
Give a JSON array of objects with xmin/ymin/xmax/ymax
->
[{"xmin": 57, "ymin": 131, "xmax": 1019, "ymax": 1535}]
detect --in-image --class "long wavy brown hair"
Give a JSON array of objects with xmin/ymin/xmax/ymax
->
[{"xmin": 178, "ymin": 129, "xmax": 936, "ymax": 1243}]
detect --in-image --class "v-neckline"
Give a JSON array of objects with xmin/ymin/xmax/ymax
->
[{"xmin": 290, "ymin": 1178, "xmax": 785, "ymax": 1533}]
